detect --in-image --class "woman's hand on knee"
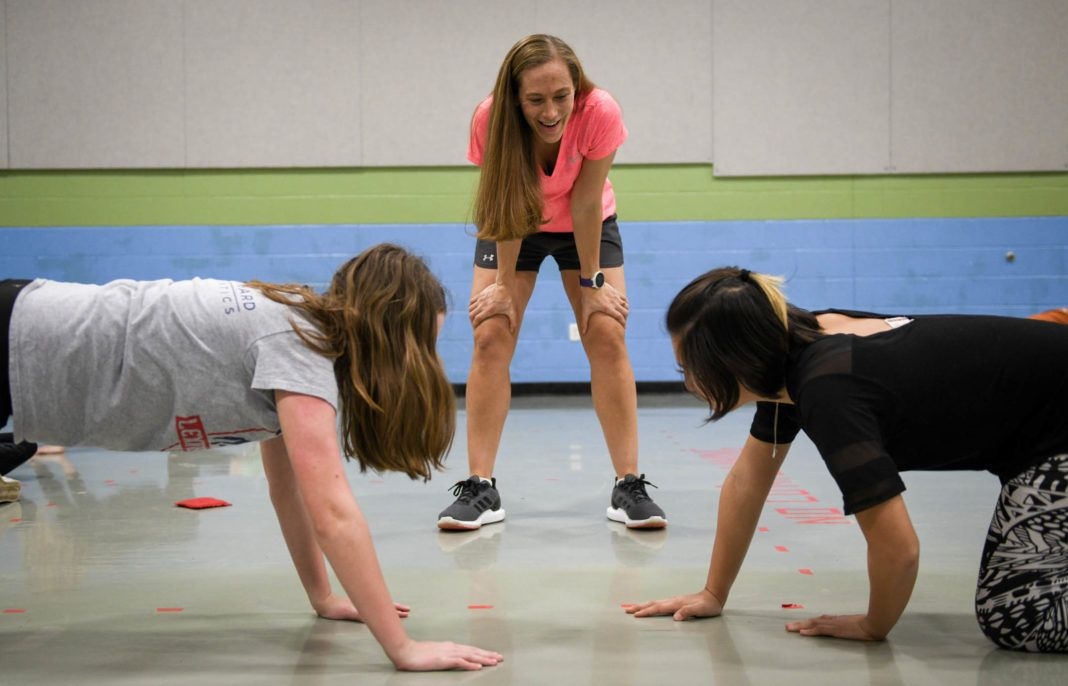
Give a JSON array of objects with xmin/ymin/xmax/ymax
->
[
  {"xmin": 579, "ymin": 283, "xmax": 628, "ymax": 334},
  {"xmin": 469, "ymin": 282, "xmax": 517, "ymax": 332}
]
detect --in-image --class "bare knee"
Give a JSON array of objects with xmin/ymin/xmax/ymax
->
[
  {"xmin": 581, "ymin": 315, "xmax": 628, "ymax": 359},
  {"xmin": 471, "ymin": 318, "xmax": 518, "ymax": 367}
]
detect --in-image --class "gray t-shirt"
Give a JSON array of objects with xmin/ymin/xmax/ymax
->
[{"xmin": 8, "ymin": 278, "xmax": 338, "ymax": 452}]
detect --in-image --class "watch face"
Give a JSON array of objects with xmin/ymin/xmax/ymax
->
[{"xmin": 594, "ymin": 271, "xmax": 605, "ymax": 288}]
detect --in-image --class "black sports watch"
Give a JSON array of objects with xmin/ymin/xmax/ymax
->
[{"xmin": 579, "ymin": 271, "xmax": 605, "ymax": 289}]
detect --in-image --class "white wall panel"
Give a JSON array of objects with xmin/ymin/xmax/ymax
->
[
  {"xmin": 0, "ymin": 2, "xmax": 8, "ymax": 169},
  {"xmin": 892, "ymin": 0, "xmax": 1068, "ymax": 173},
  {"xmin": 537, "ymin": 0, "xmax": 713, "ymax": 164},
  {"xmin": 359, "ymin": 0, "xmax": 535, "ymax": 166},
  {"xmin": 7, "ymin": 0, "xmax": 184, "ymax": 168},
  {"xmin": 712, "ymin": 0, "xmax": 890, "ymax": 176},
  {"xmin": 185, "ymin": 0, "xmax": 361, "ymax": 168}
]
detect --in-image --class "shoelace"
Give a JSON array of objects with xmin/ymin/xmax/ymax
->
[
  {"xmin": 618, "ymin": 474, "xmax": 658, "ymax": 503},
  {"xmin": 448, "ymin": 478, "xmax": 482, "ymax": 502}
]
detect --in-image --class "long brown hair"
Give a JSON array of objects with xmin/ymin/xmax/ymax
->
[
  {"xmin": 473, "ymin": 34, "xmax": 595, "ymax": 242},
  {"xmin": 250, "ymin": 244, "xmax": 455, "ymax": 480},
  {"xmin": 666, "ymin": 267, "xmax": 823, "ymax": 421}
]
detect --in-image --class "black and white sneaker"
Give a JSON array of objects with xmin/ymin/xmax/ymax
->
[
  {"xmin": 607, "ymin": 474, "xmax": 667, "ymax": 529},
  {"xmin": 437, "ymin": 476, "xmax": 506, "ymax": 530}
]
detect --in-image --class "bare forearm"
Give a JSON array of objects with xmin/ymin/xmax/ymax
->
[
  {"xmin": 705, "ymin": 437, "xmax": 786, "ymax": 603},
  {"xmin": 495, "ymin": 239, "xmax": 521, "ymax": 286},
  {"xmin": 262, "ymin": 439, "xmax": 333, "ymax": 603},
  {"xmin": 853, "ymin": 495, "xmax": 921, "ymax": 640},
  {"xmin": 863, "ymin": 543, "xmax": 919, "ymax": 638},
  {"xmin": 571, "ymin": 204, "xmax": 602, "ymax": 275},
  {"xmin": 314, "ymin": 509, "xmax": 410, "ymax": 658},
  {"xmin": 706, "ymin": 472, "xmax": 770, "ymax": 601},
  {"xmin": 269, "ymin": 486, "xmax": 333, "ymax": 602}
]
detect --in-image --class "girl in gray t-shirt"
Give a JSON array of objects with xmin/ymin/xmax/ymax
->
[{"xmin": 1, "ymin": 243, "xmax": 502, "ymax": 672}]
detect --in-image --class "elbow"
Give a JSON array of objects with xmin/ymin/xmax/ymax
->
[
  {"xmin": 308, "ymin": 498, "xmax": 363, "ymax": 545},
  {"xmin": 570, "ymin": 200, "xmax": 601, "ymax": 222},
  {"xmin": 882, "ymin": 541, "xmax": 920, "ymax": 577},
  {"xmin": 903, "ymin": 542, "xmax": 920, "ymax": 571},
  {"xmin": 896, "ymin": 535, "xmax": 921, "ymax": 572},
  {"xmin": 868, "ymin": 536, "xmax": 920, "ymax": 580},
  {"xmin": 309, "ymin": 507, "xmax": 348, "ymax": 543}
]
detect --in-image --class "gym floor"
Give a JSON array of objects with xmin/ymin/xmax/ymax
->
[{"xmin": 2, "ymin": 394, "xmax": 1066, "ymax": 685}]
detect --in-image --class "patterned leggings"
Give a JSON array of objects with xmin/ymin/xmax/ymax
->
[{"xmin": 975, "ymin": 453, "xmax": 1068, "ymax": 652}]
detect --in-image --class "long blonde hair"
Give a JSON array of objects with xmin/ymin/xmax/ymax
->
[
  {"xmin": 473, "ymin": 34, "xmax": 595, "ymax": 242},
  {"xmin": 250, "ymin": 244, "xmax": 455, "ymax": 480}
]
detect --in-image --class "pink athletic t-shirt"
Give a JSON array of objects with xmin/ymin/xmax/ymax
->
[{"xmin": 467, "ymin": 88, "xmax": 627, "ymax": 234}]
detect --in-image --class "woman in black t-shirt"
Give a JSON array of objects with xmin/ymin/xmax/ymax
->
[{"xmin": 626, "ymin": 266, "xmax": 1068, "ymax": 653}]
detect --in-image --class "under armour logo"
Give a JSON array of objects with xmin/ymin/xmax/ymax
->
[{"xmin": 482, "ymin": 254, "xmax": 495, "ymax": 262}]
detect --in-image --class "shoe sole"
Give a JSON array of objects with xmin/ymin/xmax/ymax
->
[
  {"xmin": 437, "ymin": 508, "xmax": 506, "ymax": 531},
  {"xmin": 606, "ymin": 507, "xmax": 668, "ymax": 529}
]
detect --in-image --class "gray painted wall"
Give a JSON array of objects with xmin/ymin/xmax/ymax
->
[{"xmin": 3, "ymin": 0, "xmax": 1066, "ymax": 174}]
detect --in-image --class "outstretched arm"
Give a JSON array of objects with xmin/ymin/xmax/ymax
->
[
  {"xmin": 786, "ymin": 494, "xmax": 919, "ymax": 640},
  {"xmin": 628, "ymin": 434, "xmax": 787, "ymax": 619},
  {"xmin": 269, "ymin": 390, "xmax": 502, "ymax": 671},
  {"xmin": 261, "ymin": 434, "xmax": 409, "ymax": 621}
]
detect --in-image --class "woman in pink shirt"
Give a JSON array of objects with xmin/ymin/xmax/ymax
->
[{"xmin": 438, "ymin": 34, "xmax": 667, "ymax": 531}]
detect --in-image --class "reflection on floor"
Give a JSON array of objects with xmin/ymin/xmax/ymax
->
[{"xmin": 2, "ymin": 395, "xmax": 1065, "ymax": 685}]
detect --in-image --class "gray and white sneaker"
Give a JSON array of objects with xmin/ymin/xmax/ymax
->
[
  {"xmin": 437, "ymin": 476, "xmax": 506, "ymax": 530},
  {"xmin": 607, "ymin": 473, "xmax": 667, "ymax": 529}
]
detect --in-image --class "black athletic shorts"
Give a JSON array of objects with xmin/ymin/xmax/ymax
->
[
  {"xmin": 1, "ymin": 280, "xmax": 32, "ymax": 425},
  {"xmin": 473, "ymin": 215, "xmax": 623, "ymax": 272}
]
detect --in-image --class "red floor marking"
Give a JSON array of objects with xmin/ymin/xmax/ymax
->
[
  {"xmin": 105, "ymin": 480, "xmax": 115, "ymax": 485},
  {"xmin": 467, "ymin": 605, "xmax": 494, "ymax": 610},
  {"xmin": 782, "ymin": 603, "xmax": 804, "ymax": 609},
  {"xmin": 156, "ymin": 608, "xmax": 184, "ymax": 613},
  {"xmin": 775, "ymin": 546, "xmax": 789, "ymax": 552},
  {"xmin": 798, "ymin": 569, "xmax": 813, "ymax": 575},
  {"xmin": 46, "ymin": 502, "xmax": 56, "ymax": 507},
  {"xmin": 774, "ymin": 507, "xmax": 851, "ymax": 525},
  {"xmin": 9, "ymin": 518, "xmax": 21, "ymax": 523},
  {"xmin": 758, "ymin": 527, "xmax": 769, "ymax": 532},
  {"xmin": 3, "ymin": 609, "xmax": 27, "ymax": 613}
]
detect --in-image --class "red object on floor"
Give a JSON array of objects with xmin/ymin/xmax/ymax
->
[
  {"xmin": 799, "ymin": 568, "xmax": 814, "ymax": 575},
  {"xmin": 175, "ymin": 497, "xmax": 231, "ymax": 509},
  {"xmin": 467, "ymin": 605, "xmax": 494, "ymax": 610},
  {"xmin": 156, "ymin": 608, "xmax": 184, "ymax": 613},
  {"xmin": 775, "ymin": 546, "xmax": 789, "ymax": 552},
  {"xmin": 3, "ymin": 609, "xmax": 27, "ymax": 613},
  {"xmin": 782, "ymin": 603, "xmax": 805, "ymax": 609}
]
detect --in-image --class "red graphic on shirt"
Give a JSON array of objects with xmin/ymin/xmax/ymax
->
[{"xmin": 175, "ymin": 416, "xmax": 211, "ymax": 451}]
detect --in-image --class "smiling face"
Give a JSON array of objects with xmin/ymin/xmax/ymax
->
[{"xmin": 517, "ymin": 58, "xmax": 575, "ymax": 148}]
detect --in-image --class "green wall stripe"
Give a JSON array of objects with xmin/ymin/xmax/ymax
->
[{"xmin": 1, "ymin": 165, "xmax": 1066, "ymax": 227}]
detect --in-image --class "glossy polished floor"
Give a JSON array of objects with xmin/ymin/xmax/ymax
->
[{"xmin": 2, "ymin": 394, "xmax": 1066, "ymax": 685}]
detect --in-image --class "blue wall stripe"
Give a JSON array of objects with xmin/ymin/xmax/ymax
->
[{"xmin": 3, "ymin": 217, "xmax": 1066, "ymax": 383}]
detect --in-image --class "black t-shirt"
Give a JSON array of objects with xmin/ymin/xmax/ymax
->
[{"xmin": 750, "ymin": 312, "xmax": 1068, "ymax": 515}]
